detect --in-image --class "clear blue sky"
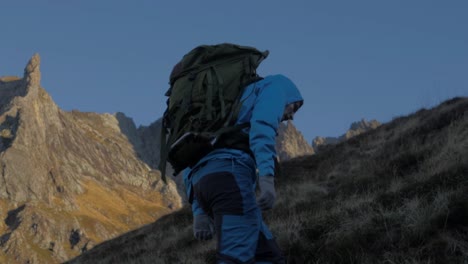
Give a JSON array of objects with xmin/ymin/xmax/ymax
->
[{"xmin": 1, "ymin": 1, "xmax": 467, "ymax": 142}]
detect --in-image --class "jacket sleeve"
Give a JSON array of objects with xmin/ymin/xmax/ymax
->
[{"xmin": 249, "ymin": 77, "xmax": 289, "ymax": 177}]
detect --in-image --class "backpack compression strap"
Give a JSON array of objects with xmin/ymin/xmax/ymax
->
[{"xmin": 159, "ymin": 117, "xmax": 169, "ymax": 183}]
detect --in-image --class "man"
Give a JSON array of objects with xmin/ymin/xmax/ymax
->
[{"xmin": 183, "ymin": 74, "xmax": 304, "ymax": 263}]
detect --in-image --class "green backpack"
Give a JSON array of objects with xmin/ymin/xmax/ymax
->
[{"xmin": 159, "ymin": 43, "xmax": 269, "ymax": 181}]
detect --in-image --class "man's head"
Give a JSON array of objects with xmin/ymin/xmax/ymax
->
[{"xmin": 281, "ymin": 100, "xmax": 303, "ymax": 121}]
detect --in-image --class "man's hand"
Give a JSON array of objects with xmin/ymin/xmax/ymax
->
[
  {"xmin": 257, "ymin": 176, "xmax": 276, "ymax": 210},
  {"xmin": 193, "ymin": 214, "xmax": 215, "ymax": 241}
]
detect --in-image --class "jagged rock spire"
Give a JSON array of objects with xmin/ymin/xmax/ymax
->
[
  {"xmin": 23, "ymin": 53, "xmax": 41, "ymax": 96},
  {"xmin": 276, "ymin": 121, "xmax": 314, "ymax": 161}
]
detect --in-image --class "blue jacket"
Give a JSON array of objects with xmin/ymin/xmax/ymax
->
[{"xmin": 184, "ymin": 74, "xmax": 303, "ymax": 214}]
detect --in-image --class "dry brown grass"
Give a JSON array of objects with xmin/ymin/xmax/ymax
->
[
  {"xmin": 66, "ymin": 97, "xmax": 468, "ymax": 264},
  {"xmin": 70, "ymin": 178, "xmax": 172, "ymax": 240}
]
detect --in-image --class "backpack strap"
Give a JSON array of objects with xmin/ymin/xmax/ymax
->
[
  {"xmin": 212, "ymin": 67, "xmax": 227, "ymax": 119},
  {"xmin": 159, "ymin": 117, "xmax": 169, "ymax": 182},
  {"xmin": 205, "ymin": 70, "xmax": 214, "ymax": 121}
]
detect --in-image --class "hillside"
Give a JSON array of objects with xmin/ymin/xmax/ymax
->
[{"xmin": 66, "ymin": 97, "xmax": 468, "ymax": 263}]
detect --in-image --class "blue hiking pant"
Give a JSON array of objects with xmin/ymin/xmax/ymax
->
[{"xmin": 191, "ymin": 151, "xmax": 285, "ymax": 264}]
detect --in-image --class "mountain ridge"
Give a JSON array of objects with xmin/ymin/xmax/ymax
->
[{"xmin": 312, "ymin": 118, "xmax": 381, "ymax": 152}]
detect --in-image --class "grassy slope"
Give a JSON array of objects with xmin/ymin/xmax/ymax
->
[{"xmin": 66, "ymin": 97, "xmax": 468, "ymax": 264}]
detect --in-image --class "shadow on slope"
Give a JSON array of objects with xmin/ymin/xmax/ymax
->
[
  {"xmin": 115, "ymin": 112, "xmax": 164, "ymax": 170},
  {"xmin": 65, "ymin": 97, "xmax": 468, "ymax": 264},
  {"xmin": 0, "ymin": 78, "xmax": 27, "ymax": 116},
  {"xmin": 0, "ymin": 112, "xmax": 20, "ymax": 153}
]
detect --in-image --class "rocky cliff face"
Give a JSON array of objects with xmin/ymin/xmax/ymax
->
[
  {"xmin": 0, "ymin": 55, "xmax": 181, "ymax": 264},
  {"xmin": 275, "ymin": 121, "xmax": 315, "ymax": 161},
  {"xmin": 312, "ymin": 119, "xmax": 381, "ymax": 151},
  {"xmin": 113, "ymin": 113, "xmax": 164, "ymax": 171}
]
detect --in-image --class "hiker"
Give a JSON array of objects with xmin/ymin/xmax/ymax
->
[{"xmin": 160, "ymin": 44, "xmax": 303, "ymax": 263}]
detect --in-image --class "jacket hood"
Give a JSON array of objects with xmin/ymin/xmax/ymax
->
[{"xmin": 267, "ymin": 74, "xmax": 304, "ymax": 107}]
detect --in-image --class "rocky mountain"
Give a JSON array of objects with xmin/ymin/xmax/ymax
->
[
  {"xmin": 276, "ymin": 121, "xmax": 314, "ymax": 161},
  {"xmin": 66, "ymin": 97, "xmax": 468, "ymax": 264},
  {"xmin": 312, "ymin": 118, "xmax": 381, "ymax": 151},
  {"xmin": 0, "ymin": 55, "xmax": 182, "ymax": 264}
]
